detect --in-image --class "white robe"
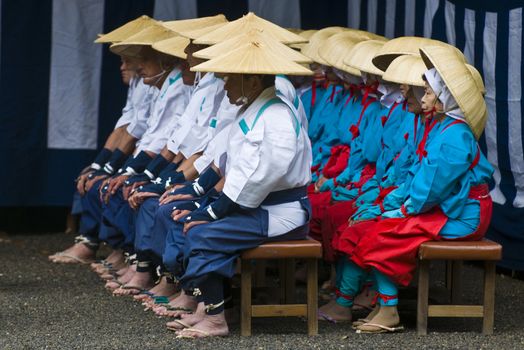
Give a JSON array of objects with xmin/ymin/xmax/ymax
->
[
  {"xmin": 193, "ymin": 95, "xmax": 240, "ymax": 174},
  {"xmin": 167, "ymin": 73, "xmax": 225, "ymax": 157},
  {"xmin": 134, "ymin": 69, "xmax": 191, "ymax": 155},
  {"xmin": 222, "ymin": 87, "xmax": 312, "ymax": 237},
  {"xmin": 275, "ymin": 74, "xmax": 308, "ymax": 131},
  {"xmin": 114, "ymin": 77, "xmax": 155, "ymax": 139}
]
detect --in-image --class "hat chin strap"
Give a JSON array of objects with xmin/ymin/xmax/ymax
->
[{"xmin": 236, "ymin": 74, "xmax": 249, "ymax": 105}]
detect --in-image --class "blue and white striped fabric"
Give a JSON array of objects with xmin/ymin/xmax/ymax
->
[{"xmin": 0, "ymin": 0, "xmax": 523, "ymax": 268}]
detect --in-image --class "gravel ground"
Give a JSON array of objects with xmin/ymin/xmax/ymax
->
[{"xmin": 1, "ymin": 232, "xmax": 524, "ymax": 349}]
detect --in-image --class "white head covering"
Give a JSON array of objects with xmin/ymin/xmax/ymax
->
[
  {"xmin": 377, "ymin": 80, "xmax": 404, "ymax": 108},
  {"xmin": 424, "ymin": 67, "xmax": 465, "ymax": 121},
  {"xmin": 333, "ymin": 67, "xmax": 361, "ymax": 85}
]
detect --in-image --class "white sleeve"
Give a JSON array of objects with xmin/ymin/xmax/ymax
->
[
  {"xmin": 114, "ymin": 83, "xmax": 135, "ymax": 129},
  {"xmin": 126, "ymin": 83, "xmax": 155, "ymax": 139},
  {"xmin": 223, "ymin": 105, "xmax": 298, "ymax": 208},
  {"xmin": 178, "ymin": 89, "xmax": 226, "ymax": 158}
]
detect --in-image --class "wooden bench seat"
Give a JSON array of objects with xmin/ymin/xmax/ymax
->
[
  {"xmin": 240, "ymin": 237, "xmax": 322, "ymax": 336},
  {"xmin": 417, "ymin": 239, "xmax": 502, "ymax": 335}
]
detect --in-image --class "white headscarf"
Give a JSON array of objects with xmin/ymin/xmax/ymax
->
[
  {"xmin": 333, "ymin": 67, "xmax": 361, "ymax": 85},
  {"xmin": 377, "ymin": 79, "xmax": 404, "ymax": 108},
  {"xmin": 424, "ymin": 68, "xmax": 465, "ymax": 121}
]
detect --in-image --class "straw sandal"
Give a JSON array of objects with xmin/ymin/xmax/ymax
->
[{"xmin": 355, "ymin": 322, "xmax": 404, "ymax": 334}]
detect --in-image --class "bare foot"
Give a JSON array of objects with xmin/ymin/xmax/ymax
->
[
  {"xmin": 134, "ymin": 277, "xmax": 177, "ymax": 302},
  {"xmin": 318, "ymin": 300, "xmax": 352, "ymax": 323},
  {"xmin": 175, "ymin": 311, "xmax": 229, "ymax": 338},
  {"xmin": 155, "ymin": 291, "xmax": 196, "ymax": 317},
  {"xmin": 49, "ymin": 243, "xmax": 95, "ymax": 264},
  {"xmin": 356, "ymin": 305, "xmax": 400, "ymax": 332},
  {"xmin": 352, "ymin": 285, "xmax": 377, "ymax": 311},
  {"xmin": 147, "ymin": 292, "xmax": 178, "ymax": 312},
  {"xmin": 91, "ymin": 249, "xmax": 123, "ymax": 271},
  {"xmin": 105, "ymin": 265, "xmax": 135, "ymax": 290},
  {"xmin": 113, "ymin": 271, "xmax": 154, "ymax": 296},
  {"xmin": 352, "ymin": 305, "xmax": 380, "ymax": 327},
  {"xmin": 167, "ymin": 302, "xmax": 206, "ymax": 330}
]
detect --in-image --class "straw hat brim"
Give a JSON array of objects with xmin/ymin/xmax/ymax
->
[
  {"xmin": 163, "ymin": 15, "xmax": 227, "ymax": 34},
  {"xmin": 191, "ymin": 41, "xmax": 313, "ymax": 76},
  {"xmin": 290, "ymin": 29, "xmax": 318, "ymax": 49},
  {"xmin": 193, "ymin": 12, "xmax": 307, "ymax": 45},
  {"xmin": 420, "ymin": 45, "xmax": 486, "ymax": 139},
  {"xmin": 381, "ymin": 54, "xmax": 426, "ymax": 87},
  {"xmin": 372, "ymin": 36, "xmax": 466, "ymax": 72},
  {"xmin": 178, "ymin": 23, "xmax": 228, "ymax": 40},
  {"xmin": 318, "ymin": 32, "xmax": 372, "ymax": 76},
  {"xmin": 300, "ymin": 27, "xmax": 347, "ymax": 65},
  {"xmin": 152, "ymin": 36, "xmax": 190, "ymax": 59},
  {"xmin": 109, "ymin": 23, "xmax": 178, "ymax": 57},
  {"xmin": 344, "ymin": 40, "xmax": 386, "ymax": 76},
  {"xmin": 466, "ymin": 64, "xmax": 485, "ymax": 95},
  {"xmin": 193, "ymin": 30, "xmax": 312, "ymax": 64},
  {"xmin": 95, "ymin": 15, "xmax": 157, "ymax": 44}
]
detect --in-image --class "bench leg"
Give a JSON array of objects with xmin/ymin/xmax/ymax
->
[
  {"xmin": 417, "ymin": 260, "xmax": 430, "ymax": 335},
  {"xmin": 483, "ymin": 261, "xmax": 496, "ymax": 335},
  {"xmin": 284, "ymin": 258, "xmax": 296, "ymax": 304},
  {"xmin": 306, "ymin": 258, "xmax": 318, "ymax": 336},
  {"xmin": 241, "ymin": 259, "xmax": 253, "ymax": 336},
  {"xmin": 451, "ymin": 260, "xmax": 463, "ymax": 304}
]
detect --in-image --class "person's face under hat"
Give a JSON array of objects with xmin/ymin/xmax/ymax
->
[
  {"xmin": 223, "ymin": 73, "xmax": 266, "ymax": 106},
  {"xmin": 421, "ymin": 81, "xmax": 444, "ymax": 114},
  {"xmin": 136, "ymin": 47, "xmax": 165, "ymax": 87},
  {"xmin": 181, "ymin": 41, "xmax": 208, "ymax": 85},
  {"xmin": 400, "ymin": 84, "xmax": 423, "ymax": 114},
  {"xmin": 120, "ymin": 56, "xmax": 138, "ymax": 85}
]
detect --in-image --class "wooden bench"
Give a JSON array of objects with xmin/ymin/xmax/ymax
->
[
  {"xmin": 240, "ymin": 238, "xmax": 322, "ymax": 336},
  {"xmin": 417, "ymin": 239, "xmax": 502, "ymax": 335}
]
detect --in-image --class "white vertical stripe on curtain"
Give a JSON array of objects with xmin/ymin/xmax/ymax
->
[
  {"xmin": 507, "ymin": 8, "xmax": 524, "ymax": 207},
  {"xmin": 384, "ymin": 0, "xmax": 396, "ymax": 38},
  {"xmin": 347, "ymin": 0, "xmax": 361, "ymax": 29},
  {"xmin": 366, "ymin": 0, "xmax": 378, "ymax": 33},
  {"xmin": 423, "ymin": 0, "xmax": 439, "ymax": 38},
  {"xmin": 248, "ymin": 0, "xmax": 301, "ymax": 28},
  {"xmin": 483, "ymin": 11, "xmax": 507, "ymax": 205},
  {"xmin": 153, "ymin": 0, "xmax": 197, "ymax": 20},
  {"xmin": 404, "ymin": 0, "xmax": 416, "ymax": 36},
  {"xmin": 444, "ymin": 1, "xmax": 456, "ymax": 46},
  {"xmin": 47, "ymin": 0, "xmax": 104, "ymax": 149}
]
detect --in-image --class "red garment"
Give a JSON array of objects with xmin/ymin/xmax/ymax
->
[
  {"xmin": 334, "ymin": 184, "xmax": 492, "ymax": 287},
  {"xmin": 308, "ymin": 190, "xmax": 332, "ymax": 239},
  {"xmin": 320, "ymin": 200, "xmax": 358, "ymax": 262},
  {"xmin": 322, "ymin": 145, "xmax": 350, "ymax": 179}
]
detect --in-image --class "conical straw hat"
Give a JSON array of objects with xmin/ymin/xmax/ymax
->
[
  {"xmin": 345, "ymin": 40, "xmax": 387, "ymax": 76},
  {"xmin": 286, "ymin": 28, "xmax": 303, "ymax": 34},
  {"xmin": 191, "ymin": 40, "xmax": 313, "ymax": 76},
  {"xmin": 344, "ymin": 28, "xmax": 387, "ymax": 42},
  {"xmin": 466, "ymin": 64, "xmax": 485, "ymax": 95},
  {"xmin": 152, "ymin": 36, "xmax": 190, "ymax": 59},
  {"xmin": 193, "ymin": 12, "xmax": 307, "ymax": 45},
  {"xmin": 193, "ymin": 29, "xmax": 312, "ymax": 63},
  {"xmin": 372, "ymin": 36, "xmax": 465, "ymax": 72},
  {"xmin": 95, "ymin": 15, "xmax": 157, "ymax": 44},
  {"xmin": 381, "ymin": 54, "xmax": 426, "ymax": 87},
  {"xmin": 163, "ymin": 15, "xmax": 227, "ymax": 34},
  {"xmin": 420, "ymin": 45, "xmax": 486, "ymax": 139},
  {"xmin": 178, "ymin": 23, "xmax": 228, "ymax": 40},
  {"xmin": 290, "ymin": 29, "xmax": 317, "ymax": 49},
  {"xmin": 110, "ymin": 22, "xmax": 178, "ymax": 57},
  {"xmin": 318, "ymin": 32, "xmax": 367, "ymax": 76},
  {"xmin": 301, "ymin": 27, "xmax": 347, "ymax": 64}
]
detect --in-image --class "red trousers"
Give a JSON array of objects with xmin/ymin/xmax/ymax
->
[{"xmin": 333, "ymin": 184, "xmax": 493, "ymax": 286}]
